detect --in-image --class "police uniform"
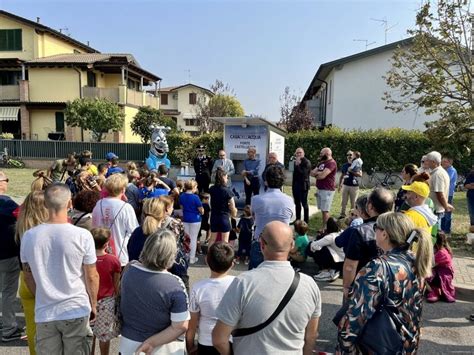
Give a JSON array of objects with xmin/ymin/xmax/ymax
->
[{"xmin": 194, "ymin": 155, "xmax": 213, "ymax": 193}]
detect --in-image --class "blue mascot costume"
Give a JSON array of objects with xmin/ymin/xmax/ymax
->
[{"xmin": 146, "ymin": 125, "xmax": 171, "ymax": 171}]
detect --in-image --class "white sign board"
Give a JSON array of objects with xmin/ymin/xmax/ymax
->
[{"xmin": 269, "ymin": 130, "xmax": 285, "ymax": 165}]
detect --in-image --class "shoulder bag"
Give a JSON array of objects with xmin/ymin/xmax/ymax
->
[{"xmin": 232, "ymin": 271, "xmax": 300, "ymax": 337}]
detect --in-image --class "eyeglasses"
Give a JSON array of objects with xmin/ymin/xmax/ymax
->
[
  {"xmin": 219, "ymin": 155, "xmax": 225, "ymax": 158},
  {"xmin": 373, "ymin": 223, "xmax": 384, "ymax": 232},
  {"xmin": 347, "ymin": 155, "xmax": 352, "ymax": 157},
  {"xmin": 0, "ymin": 178, "xmax": 9, "ymax": 183}
]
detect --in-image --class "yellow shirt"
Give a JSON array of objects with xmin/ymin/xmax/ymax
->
[{"xmin": 403, "ymin": 209, "xmax": 433, "ymax": 252}]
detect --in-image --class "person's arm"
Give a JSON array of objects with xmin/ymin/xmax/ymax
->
[
  {"xmin": 303, "ymin": 317, "xmax": 320, "ymax": 355},
  {"xmin": 435, "ymin": 192, "xmax": 454, "ymax": 211},
  {"xmin": 228, "ymin": 160, "xmax": 235, "ymax": 176},
  {"xmin": 252, "ymin": 160, "xmax": 261, "ymax": 177},
  {"xmin": 83, "ymin": 263, "xmax": 99, "ymax": 321},
  {"xmin": 212, "ymin": 320, "xmax": 234, "ymax": 355},
  {"xmin": 22, "ymin": 262, "xmax": 36, "ymax": 295},
  {"xmin": 198, "ymin": 206, "xmax": 204, "ymax": 215},
  {"xmin": 342, "ymin": 258, "xmax": 359, "ymax": 300},
  {"xmin": 186, "ymin": 312, "xmax": 200, "ymax": 354},
  {"xmin": 229, "ymin": 198, "xmax": 237, "ymax": 218},
  {"xmin": 136, "ymin": 320, "xmax": 188, "ymax": 354},
  {"xmin": 156, "ymin": 179, "xmax": 171, "ymax": 191},
  {"xmin": 315, "ymin": 168, "xmax": 332, "ymax": 180}
]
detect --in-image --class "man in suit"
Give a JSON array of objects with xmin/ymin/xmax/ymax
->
[
  {"xmin": 292, "ymin": 148, "xmax": 311, "ymax": 223},
  {"xmin": 193, "ymin": 144, "xmax": 213, "ymax": 193}
]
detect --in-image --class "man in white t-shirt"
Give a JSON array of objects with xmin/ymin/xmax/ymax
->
[
  {"xmin": 212, "ymin": 221, "xmax": 321, "ymax": 355},
  {"xmin": 425, "ymin": 151, "xmax": 453, "ymax": 220},
  {"xmin": 186, "ymin": 242, "xmax": 235, "ymax": 354},
  {"xmin": 92, "ymin": 174, "xmax": 139, "ymax": 265},
  {"xmin": 20, "ymin": 183, "xmax": 99, "ymax": 354}
]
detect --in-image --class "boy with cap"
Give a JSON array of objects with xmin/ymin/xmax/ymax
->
[{"xmin": 105, "ymin": 152, "xmax": 124, "ymax": 177}]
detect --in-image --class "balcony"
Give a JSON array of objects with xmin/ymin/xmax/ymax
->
[
  {"xmin": 145, "ymin": 94, "xmax": 159, "ymax": 108},
  {"xmin": 0, "ymin": 85, "xmax": 20, "ymax": 101},
  {"xmin": 83, "ymin": 86, "xmax": 120, "ymax": 102}
]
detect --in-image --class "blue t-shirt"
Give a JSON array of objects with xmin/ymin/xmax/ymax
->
[
  {"xmin": 120, "ymin": 264, "xmax": 189, "ymax": 342},
  {"xmin": 179, "ymin": 193, "xmax": 203, "ymax": 223},
  {"xmin": 139, "ymin": 187, "xmax": 169, "ymax": 200},
  {"xmin": 105, "ymin": 165, "xmax": 124, "ymax": 177},
  {"xmin": 341, "ymin": 162, "xmax": 358, "ymax": 187}
]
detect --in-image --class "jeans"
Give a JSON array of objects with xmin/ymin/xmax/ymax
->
[
  {"xmin": 293, "ymin": 187, "xmax": 309, "ymax": 223},
  {"xmin": 0, "ymin": 257, "xmax": 20, "ymax": 336},
  {"xmin": 440, "ymin": 195, "xmax": 453, "ymax": 233},
  {"xmin": 248, "ymin": 241, "xmax": 264, "ymax": 270}
]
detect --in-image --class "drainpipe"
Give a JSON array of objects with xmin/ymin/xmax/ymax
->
[
  {"xmin": 21, "ymin": 64, "xmax": 26, "ymax": 80},
  {"xmin": 316, "ymin": 77, "xmax": 328, "ymax": 128},
  {"xmin": 73, "ymin": 66, "xmax": 84, "ymax": 141},
  {"xmin": 158, "ymin": 79, "xmax": 161, "ymax": 109}
]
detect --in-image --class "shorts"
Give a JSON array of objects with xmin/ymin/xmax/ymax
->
[
  {"xmin": 316, "ymin": 189, "xmax": 335, "ymax": 212},
  {"xmin": 93, "ymin": 296, "xmax": 119, "ymax": 342},
  {"xmin": 210, "ymin": 214, "xmax": 231, "ymax": 233}
]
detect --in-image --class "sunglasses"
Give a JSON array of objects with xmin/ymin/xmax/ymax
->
[
  {"xmin": 0, "ymin": 178, "xmax": 9, "ymax": 183},
  {"xmin": 373, "ymin": 223, "xmax": 384, "ymax": 232}
]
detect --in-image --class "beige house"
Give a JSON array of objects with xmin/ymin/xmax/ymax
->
[
  {"xmin": 157, "ymin": 84, "xmax": 214, "ymax": 135},
  {"xmin": 0, "ymin": 10, "xmax": 161, "ymax": 142}
]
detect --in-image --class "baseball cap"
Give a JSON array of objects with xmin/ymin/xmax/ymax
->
[
  {"xmin": 401, "ymin": 181, "xmax": 429, "ymax": 198},
  {"xmin": 105, "ymin": 152, "xmax": 118, "ymax": 161}
]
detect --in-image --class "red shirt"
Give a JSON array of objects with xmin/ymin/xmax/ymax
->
[
  {"xmin": 315, "ymin": 159, "xmax": 337, "ymax": 191},
  {"xmin": 96, "ymin": 253, "xmax": 121, "ymax": 300}
]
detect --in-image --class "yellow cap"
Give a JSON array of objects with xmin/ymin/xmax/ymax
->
[{"xmin": 401, "ymin": 181, "xmax": 429, "ymax": 198}]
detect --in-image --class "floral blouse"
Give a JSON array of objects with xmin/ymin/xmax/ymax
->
[{"xmin": 338, "ymin": 246, "xmax": 425, "ymax": 354}]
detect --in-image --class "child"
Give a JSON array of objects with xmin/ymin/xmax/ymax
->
[
  {"xmin": 289, "ymin": 220, "xmax": 310, "ymax": 264},
  {"xmin": 236, "ymin": 205, "xmax": 253, "ymax": 265},
  {"xmin": 348, "ymin": 151, "xmax": 363, "ymax": 178},
  {"xmin": 348, "ymin": 208, "xmax": 363, "ymax": 227},
  {"xmin": 173, "ymin": 180, "xmax": 185, "ymax": 218},
  {"xmin": 198, "ymin": 193, "xmax": 211, "ymax": 254},
  {"xmin": 96, "ymin": 163, "xmax": 108, "ymax": 188},
  {"xmin": 126, "ymin": 161, "xmax": 137, "ymax": 172},
  {"xmin": 186, "ymin": 242, "xmax": 235, "ymax": 355},
  {"xmin": 427, "ymin": 232, "xmax": 455, "ymax": 303},
  {"xmin": 91, "ymin": 227, "xmax": 121, "ymax": 355}
]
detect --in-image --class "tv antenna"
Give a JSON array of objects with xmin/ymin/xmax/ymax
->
[
  {"xmin": 370, "ymin": 18, "xmax": 398, "ymax": 44},
  {"xmin": 59, "ymin": 27, "xmax": 70, "ymax": 36},
  {"xmin": 185, "ymin": 69, "xmax": 191, "ymax": 84},
  {"xmin": 353, "ymin": 39, "xmax": 376, "ymax": 50}
]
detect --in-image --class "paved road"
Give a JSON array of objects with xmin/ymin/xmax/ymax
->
[{"xmin": 1, "ymin": 256, "xmax": 473, "ymax": 354}]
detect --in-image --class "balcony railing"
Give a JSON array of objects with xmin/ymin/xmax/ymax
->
[
  {"xmin": 0, "ymin": 85, "xmax": 20, "ymax": 101},
  {"xmin": 126, "ymin": 88, "xmax": 143, "ymax": 106},
  {"xmin": 83, "ymin": 86, "xmax": 120, "ymax": 102},
  {"xmin": 145, "ymin": 94, "xmax": 159, "ymax": 108}
]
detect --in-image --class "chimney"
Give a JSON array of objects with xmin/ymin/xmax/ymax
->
[
  {"xmin": 36, "ymin": 17, "xmax": 40, "ymax": 23},
  {"xmin": 87, "ymin": 41, "xmax": 90, "ymax": 46}
]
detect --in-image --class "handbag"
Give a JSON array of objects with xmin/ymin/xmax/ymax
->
[
  {"xmin": 232, "ymin": 271, "xmax": 300, "ymax": 337},
  {"xmin": 358, "ymin": 258, "xmax": 411, "ymax": 355}
]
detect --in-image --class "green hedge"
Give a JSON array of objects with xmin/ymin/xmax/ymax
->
[{"xmin": 166, "ymin": 128, "xmax": 472, "ymax": 174}]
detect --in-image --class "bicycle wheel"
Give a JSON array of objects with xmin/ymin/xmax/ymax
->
[
  {"xmin": 386, "ymin": 174, "xmax": 403, "ymax": 190},
  {"xmin": 7, "ymin": 158, "xmax": 25, "ymax": 169}
]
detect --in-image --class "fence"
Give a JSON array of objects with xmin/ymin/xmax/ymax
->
[{"xmin": 0, "ymin": 139, "xmax": 149, "ymax": 161}]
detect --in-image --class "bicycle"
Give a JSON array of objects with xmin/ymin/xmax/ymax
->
[
  {"xmin": 360, "ymin": 167, "xmax": 403, "ymax": 190},
  {"xmin": 0, "ymin": 147, "xmax": 25, "ymax": 168}
]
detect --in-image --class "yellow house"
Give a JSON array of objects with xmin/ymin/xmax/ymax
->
[
  {"xmin": 156, "ymin": 84, "xmax": 214, "ymax": 136},
  {"xmin": 0, "ymin": 10, "xmax": 161, "ymax": 143}
]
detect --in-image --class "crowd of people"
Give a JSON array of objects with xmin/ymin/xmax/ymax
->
[{"xmin": 0, "ymin": 145, "xmax": 473, "ymax": 355}]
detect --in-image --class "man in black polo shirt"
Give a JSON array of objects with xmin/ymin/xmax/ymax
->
[{"xmin": 342, "ymin": 187, "xmax": 394, "ymax": 300}]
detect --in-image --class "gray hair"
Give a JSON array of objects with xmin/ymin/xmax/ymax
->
[
  {"xmin": 44, "ymin": 183, "xmax": 71, "ymax": 211},
  {"xmin": 139, "ymin": 229, "xmax": 177, "ymax": 271},
  {"xmin": 425, "ymin": 151, "xmax": 442, "ymax": 164}
]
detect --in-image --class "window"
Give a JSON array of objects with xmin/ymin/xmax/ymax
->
[
  {"xmin": 189, "ymin": 92, "xmax": 197, "ymax": 105},
  {"xmin": 185, "ymin": 118, "xmax": 198, "ymax": 126},
  {"xmin": 161, "ymin": 93, "xmax": 168, "ymax": 105},
  {"xmin": 0, "ymin": 29, "xmax": 22, "ymax": 51},
  {"xmin": 55, "ymin": 112, "xmax": 65, "ymax": 132},
  {"xmin": 87, "ymin": 71, "xmax": 96, "ymax": 87}
]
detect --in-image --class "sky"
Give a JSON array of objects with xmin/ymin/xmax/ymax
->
[{"xmin": 1, "ymin": 0, "xmax": 423, "ymax": 121}]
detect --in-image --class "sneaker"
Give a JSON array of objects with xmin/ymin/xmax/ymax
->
[
  {"xmin": 328, "ymin": 270, "xmax": 340, "ymax": 281},
  {"xmin": 313, "ymin": 270, "xmax": 331, "ymax": 280},
  {"xmin": 234, "ymin": 258, "xmax": 240, "ymax": 265},
  {"xmin": 314, "ymin": 270, "xmax": 339, "ymax": 282},
  {"xmin": 190, "ymin": 257, "xmax": 198, "ymax": 265},
  {"xmin": 2, "ymin": 328, "xmax": 24, "ymax": 342},
  {"xmin": 426, "ymin": 291, "xmax": 439, "ymax": 303},
  {"xmin": 244, "ymin": 259, "xmax": 249, "ymax": 265}
]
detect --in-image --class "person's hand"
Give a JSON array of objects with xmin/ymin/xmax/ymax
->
[
  {"xmin": 89, "ymin": 306, "xmax": 97, "ymax": 322},
  {"xmin": 135, "ymin": 341, "xmax": 154, "ymax": 355},
  {"xmin": 446, "ymin": 204, "xmax": 454, "ymax": 212},
  {"xmin": 241, "ymin": 170, "xmax": 247, "ymax": 176},
  {"xmin": 187, "ymin": 345, "xmax": 198, "ymax": 355}
]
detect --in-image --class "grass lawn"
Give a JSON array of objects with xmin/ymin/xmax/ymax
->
[{"xmin": 3, "ymin": 168, "xmax": 471, "ymax": 255}]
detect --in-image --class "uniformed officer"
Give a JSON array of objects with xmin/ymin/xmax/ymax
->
[{"xmin": 193, "ymin": 144, "xmax": 213, "ymax": 193}]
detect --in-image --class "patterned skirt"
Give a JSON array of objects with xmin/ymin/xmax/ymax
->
[{"xmin": 93, "ymin": 296, "xmax": 120, "ymax": 342}]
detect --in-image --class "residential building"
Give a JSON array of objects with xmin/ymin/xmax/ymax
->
[
  {"xmin": 156, "ymin": 84, "xmax": 214, "ymax": 135},
  {"xmin": 301, "ymin": 38, "xmax": 437, "ymax": 130},
  {"xmin": 0, "ymin": 10, "xmax": 161, "ymax": 142}
]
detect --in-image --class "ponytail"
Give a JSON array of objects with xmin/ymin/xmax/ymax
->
[
  {"xmin": 409, "ymin": 228, "xmax": 433, "ymax": 279},
  {"xmin": 142, "ymin": 198, "xmax": 165, "ymax": 236}
]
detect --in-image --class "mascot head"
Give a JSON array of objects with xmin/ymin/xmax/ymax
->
[{"xmin": 150, "ymin": 125, "xmax": 171, "ymax": 158}]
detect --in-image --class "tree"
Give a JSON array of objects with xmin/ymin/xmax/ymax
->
[
  {"xmin": 383, "ymin": 0, "xmax": 473, "ymax": 157},
  {"xmin": 278, "ymin": 86, "xmax": 314, "ymax": 133},
  {"xmin": 195, "ymin": 80, "xmax": 245, "ymax": 133},
  {"xmin": 131, "ymin": 106, "xmax": 177, "ymax": 144},
  {"xmin": 64, "ymin": 98, "xmax": 125, "ymax": 142}
]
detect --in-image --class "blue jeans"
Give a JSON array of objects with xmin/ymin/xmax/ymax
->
[
  {"xmin": 248, "ymin": 241, "xmax": 264, "ymax": 270},
  {"xmin": 440, "ymin": 196, "xmax": 453, "ymax": 233}
]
